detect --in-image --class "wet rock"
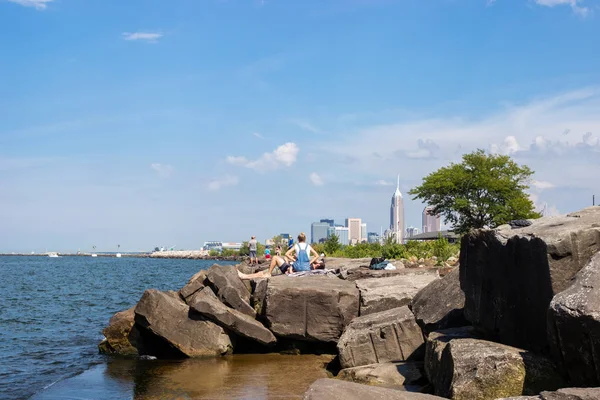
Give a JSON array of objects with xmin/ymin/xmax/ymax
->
[
  {"xmin": 344, "ymin": 267, "xmax": 438, "ymax": 282},
  {"xmin": 548, "ymin": 252, "xmax": 600, "ymax": 386},
  {"xmin": 337, "ymin": 361, "xmax": 426, "ymax": 389},
  {"xmin": 429, "ymin": 338, "xmax": 564, "ymax": 400},
  {"xmin": 460, "ymin": 207, "xmax": 600, "ymax": 352},
  {"xmin": 188, "ymin": 287, "xmax": 276, "ymax": 347},
  {"xmin": 499, "ymin": 387, "xmax": 600, "ymax": 399},
  {"xmin": 179, "ymin": 270, "xmax": 207, "ymax": 301},
  {"xmin": 410, "ymin": 268, "xmax": 467, "ymax": 335},
  {"xmin": 99, "ymin": 307, "xmax": 139, "ymax": 356},
  {"xmin": 264, "ymin": 275, "xmax": 359, "ymax": 343},
  {"xmin": 206, "ymin": 264, "xmax": 255, "ymax": 318},
  {"xmin": 355, "ymin": 273, "xmax": 439, "ymax": 315},
  {"xmin": 337, "ymin": 306, "xmax": 424, "ymax": 369},
  {"xmin": 303, "ymin": 378, "xmax": 446, "ymax": 400},
  {"xmin": 134, "ymin": 289, "xmax": 233, "ymax": 358}
]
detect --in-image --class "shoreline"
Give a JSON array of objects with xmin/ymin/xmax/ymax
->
[{"xmin": 0, "ymin": 252, "xmax": 245, "ymax": 261}]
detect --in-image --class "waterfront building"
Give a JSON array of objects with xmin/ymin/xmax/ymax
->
[
  {"xmin": 422, "ymin": 206, "xmax": 441, "ymax": 233},
  {"xmin": 335, "ymin": 226, "xmax": 350, "ymax": 246},
  {"xmin": 311, "ymin": 221, "xmax": 330, "ymax": 244},
  {"xmin": 390, "ymin": 175, "xmax": 405, "ymax": 244},
  {"xmin": 367, "ymin": 232, "xmax": 380, "ymax": 244},
  {"xmin": 361, "ymin": 223, "xmax": 367, "ymax": 243},
  {"xmin": 407, "ymin": 226, "xmax": 419, "ymax": 238},
  {"xmin": 345, "ymin": 218, "xmax": 362, "ymax": 244},
  {"xmin": 320, "ymin": 219, "xmax": 335, "ymax": 227}
]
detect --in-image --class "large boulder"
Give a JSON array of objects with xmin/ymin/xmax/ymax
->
[
  {"xmin": 410, "ymin": 268, "xmax": 467, "ymax": 335},
  {"xmin": 344, "ymin": 267, "xmax": 438, "ymax": 282},
  {"xmin": 188, "ymin": 287, "xmax": 276, "ymax": 346},
  {"xmin": 428, "ymin": 338, "xmax": 564, "ymax": 400},
  {"xmin": 134, "ymin": 289, "xmax": 233, "ymax": 358},
  {"xmin": 499, "ymin": 388, "xmax": 600, "ymax": 399},
  {"xmin": 264, "ymin": 275, "xmax": 359, "ymax": 343},
  {"xmin": 337, "ymin": 306, "xmax": 424, "ymax": 369},
  {"xmin": 337, "ymin": 361, "xmax": 426, "ymax": 390},
  {"xmin": 327, "ymin": 257, "xmax": 371, "ymax": 274},
  {"xmin": 424, "ymin": 326, "xmax": 477, "ymax": 385},
  {"xmin": 98, "ymin": 307, "xmax": 139, "ymax": 356},
  {"xmin": 179, "ymin": 270, "xmax": 207, "ymax": 301},
  {"xmin": 460, "ymin": 207, "xmax": 600, "ymax": 352},
  {"xmin": 303, "ymin": 378, "xmax": 446, "ymax": 400},
  {"xmin": 206, "ymin": 264, "xmax": 255, "ymax": 318},
  {"xmin": 356, "ymin": 273, "xmax": 439, "ymax": 315},
  {"xmin": 548, "ymin": 252, "xmax": 600, "ymax": 386}
]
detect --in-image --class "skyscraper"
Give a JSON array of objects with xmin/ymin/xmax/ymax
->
[
  {"xmin": 311, "ymin": 221, "xmax": 330, "ymax": 244},
  {"xmin": 320, "ymin": 219, "xmax": 335, "ymax": 227},
  {"xmin": 335, "ymin": 226, "xmax": 350, "ymax": 246},
  {"xmin": 390, "ymin": 175, "xmax": 405, "ymax": 244},
  {"xmin": 407, "ymin": 226, "xmax": 419, "ymax": 238},
  {"xmin": 361, "ymin": 223, "xmax": 367, "ymax": 243},
  {"xmin": 422, "ymin": 206, "xmax": 441, "ymax": 233},
  {"xmin": 345, "ymin": 218, "xmax": 362, "ymax": 244}
]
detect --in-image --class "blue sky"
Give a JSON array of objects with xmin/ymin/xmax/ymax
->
[{"xmin": 1, "ymin": 0, "xmax": 600, "ymax": 252}]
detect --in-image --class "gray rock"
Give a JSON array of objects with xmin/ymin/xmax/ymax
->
[
  {"xmin": 337, "ymin": 361, "xmax": 425, "ymax": 389},
  {"xmin": 356, "ymin": 273, "xmax": 439, "ymax": 315},
  {"xmin": 303, "ymin": 378, "xmax": 445, "ymax": 400},
  {"xmin": 548, "ymin": 252, "xmax": 600, "ymax": 386},
  {"xmin": 429, "ymin": 338, "xmax": 564, "ymax": 400},
  {"xmin": 98, "ymin": 306, "xmax": 139, "ymax": 356},
  {"xmin": 326, "ymin": 257, "xmax": 371, "ymax": 275},
  {"xmin": 264, "ymin": 275, "xmax": 359, "ymax": 343},
  {"xmin": 500, "ymin": 388, "xmax": 600, "ymax": 399},
  {"xmin": 206, "ymin": 264, "xmax": 255, "ymax": 318},
  {"xmin": 251, "ymin": 278, "xmax": 269, "ymax": 317},
  {"xmin": 460, "ymin": 207, "xmax": 600, "ymax": 352},
  {"xmin": 179, "ymin": 270, "xmax": 207, "ymax": 301},
  {"xmin": 344, "ymin": 267, "xmax": 438, "ymax": 282},
  {"xmin": 134, "ymin": 289, "xmax": 233, "ymax": 358},
  {"xmin": 424, "ymin": 326, "xmax": 477, "ymax": 384},
  {"xmin": 188, "ymin": 287, "xmax": 276, "ymax": 346},
  {"xmin": 411, "ymin": 268, "xmax": 467, "ymax": 335},
  {"xmin": 337, "ymin": 306, "xmax": 424, "ymax": 369}
]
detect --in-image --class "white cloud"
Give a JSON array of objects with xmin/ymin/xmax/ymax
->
[
  {"xmin": 532, "ymin": 180, "xmax": 555, "ymax": 190},
  {"xmin": 207, "ymin": 175, "xmax": 239, "ymax": 191},
  {"xmin": 8, "ymin": 0, "xmax": 52, "ymax": 9},
  {"xmin": 226, "ymin": 142, "xmax": 299, "ymax": 172},
  {"xmin": 150, "ymin": 163, "xmax": 174, "ymax": 178},
  {"xmin": 490, "ymin": 135, "xmax": 521, "ymax": 155},
  {"xmin": 309, "ymin": 172, "xmax": 324, "ymax": 186},
  {"xmin": 534, "ymin": 0, "xmax": 590, "ymax": 16},
  {"xmin": 252, "ymin": 132, "xmax": 264, "ymax": 139},
  {"xmin": 122, "ymin": 32, "xmax": 163, "ymax": 42},
  {"xmin": 375, "ymin": 179, "xmax": 393, "ymax": 186},
  {"xmin": 290, "ymin": 119, "xmax": 322, "ymax": 134}
]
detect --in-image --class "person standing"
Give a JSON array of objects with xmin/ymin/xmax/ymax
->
[
  {"xmin": 248, "ymin": 236, "xmax": 258, "ymax": 265},
  {"xmin": 264, "ymin": 247, "xmax": 271, "ymax": 260}
]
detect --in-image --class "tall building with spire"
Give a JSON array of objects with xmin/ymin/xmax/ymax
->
[{"xmin": 390, "ymin": 175, "xmax": 405, "ymax": 244}]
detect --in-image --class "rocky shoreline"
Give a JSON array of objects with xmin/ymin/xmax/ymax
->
[{"xmin": 98, "ymin": 206, "xmax": 600, "ymax": 399}]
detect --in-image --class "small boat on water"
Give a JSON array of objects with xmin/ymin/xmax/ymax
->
[
  {"xmin": 91, "ymin": 254, "xmax": 97, "ymax": 257},
  {"xmin": 116, "ymin": 253, "xmax": 122, "ymax": 258},
  {"xmin": 48, "ymin": 252, "xmax": 60, "ymax": 258}
]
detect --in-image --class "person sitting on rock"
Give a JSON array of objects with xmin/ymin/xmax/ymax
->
[
  {"xmin": 237, "ymin": 254, "xmax": 295, "ymax": 279},
  {"xmin": 286, "ymin": 232, "xmax": 319, "ymax": 272}
]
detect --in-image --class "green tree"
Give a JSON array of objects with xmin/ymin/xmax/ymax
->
[
  {"xmin": 323, "ymin": 234, "xmax": 342, "ymax": 255},
  {"xmin": 408, "ymin": 149, "xmax": 540, "ymax": 234}
]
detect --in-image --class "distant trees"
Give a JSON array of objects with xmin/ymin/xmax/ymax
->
[
  {"xmin": 408, "ymin": 149, "xmax": 540, "ymax": 234},
  {"xmin": 323, "ymin": 234, "xmax": 342, "ymax": 255}
]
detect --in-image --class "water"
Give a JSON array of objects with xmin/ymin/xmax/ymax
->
[{"xmin": 0, "ymin": 256, "xmax": 238, "ymax": 400}]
